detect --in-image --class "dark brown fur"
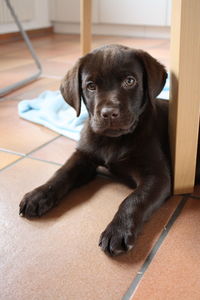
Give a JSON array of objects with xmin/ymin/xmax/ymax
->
[{"xmin": 19, "ymin": 45, "xmax": 200, "ymax": 256}]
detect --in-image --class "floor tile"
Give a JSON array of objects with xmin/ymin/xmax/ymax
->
[
  {"xmin": 0, "ymin": 57, "xmax": 33, "ymax": 72},
  {"xmin": 0, "ymin": 100, "xmax": 58, "ymax": 153},
  {"xmin": 3, "ymin": 77, "xmax": 60, "ymax": 100},
  {"xmin": 49, "ymin": 54, "xmax": 79, "ymax": 65},
  {"xmin": 30, "ymin": 136, "xmax": 77, "ymax": 165},
  {"xmin": 92, "ymin": 36, "xmax": 169, "ymax": 53},
  {"xmin": 0, "ymin": 63, "xmax": 38, "ymax": 89},
  {"xmin": 0, "ymin": 39, "xmax": 31, "ymax": 56},
  {"xmin": 0, "ymin": 158, "xmax": 179, "ymax": 300},
  {"xmin": 131, "ymin": 197, "xmax": 200, "ymax": 300},
  {"xmin": 147, "ymin": 47, "xmax": 170, "ymax": 68},
  {"xmin": 0, "ymin": 151, "xmax": 21, "ymax": 169},
  {"xmin": 42, "ymin": 60, "xmax": 72, "ymax": 77}
]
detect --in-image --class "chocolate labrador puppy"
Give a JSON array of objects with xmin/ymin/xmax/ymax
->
[{"xmin": 19, "ymin": 44, "xmax": 195, "ymax": 256}]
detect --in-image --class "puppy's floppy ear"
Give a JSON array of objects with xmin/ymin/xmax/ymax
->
[
  {"xmin": 136, "ymin": 50, "xmax": 167, "ymax": 100},
  {"xmin": 60, "ymin": 59, "xmax": 82, "ymax": 117}
]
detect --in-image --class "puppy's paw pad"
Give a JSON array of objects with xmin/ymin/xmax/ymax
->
[
  {"xmin": 19, "ymin": 187, "xmax": 55, "ymax": 218},
  {"xmin": 99, "ymin": 223, "xmax": 135, "ymax": 256}
]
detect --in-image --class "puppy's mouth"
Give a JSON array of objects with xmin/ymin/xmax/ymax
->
[
  {"xmin": 92, "ymin": 120, "xmax": 138, "ymax": 137},
  {"xmin": 103, "ymin": 128, "xmax": 130, "ymax": 137}
]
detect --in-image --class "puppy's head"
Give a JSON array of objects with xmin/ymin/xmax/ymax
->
[{"xmin": 60, "ymin": 45, "xmax": 167, "ymax": 137}]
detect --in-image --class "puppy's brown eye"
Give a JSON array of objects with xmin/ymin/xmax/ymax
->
[
  {"xmin": 123, "ymin": 76, "xmax": 136, "ymax": 88},
  {"xmin": 87, "ymin": 82, "xmax": 97, "ymax": 91}
]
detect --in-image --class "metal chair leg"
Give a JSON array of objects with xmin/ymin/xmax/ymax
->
[{"xmin": 0, "ymin": 0, "xmax": 42, "ymax": 97}]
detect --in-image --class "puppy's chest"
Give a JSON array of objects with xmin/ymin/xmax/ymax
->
[{"xmin": 92, "ymin": 142, "xmax": 132, "ymax": 167}]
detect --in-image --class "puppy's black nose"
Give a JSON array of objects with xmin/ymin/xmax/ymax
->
[{"xmin": 101, "ymin": 107, "xmax": 120, "ymax": 119}]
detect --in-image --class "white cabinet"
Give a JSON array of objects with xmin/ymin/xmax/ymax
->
[
  {"xmin": 99, "ymin": 0, "xmax": 169, "ymax": 26},
  {"xmin": 50, "ymin": 0, "xmax": 80, "ymax": 22},
  {"xmin": 51, "ymin": 0, "xmax": 171, "ymax": 38},
  {"xmin": 50, "ymin": 0, "xmax": 99, "ymax": 23},
  {"xmin": 50, "ymin": 0, "xmax": 171, "ymax": 26},
  {"xmin": 0, "ymin": 0, "xmax": 50, "ymax": 34}
]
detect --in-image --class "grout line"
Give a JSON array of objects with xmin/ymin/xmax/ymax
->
[
  {"xmin": 0, "ymin": 135, "xmax": 62, "ymax": 172},
  {"xmin": 0, "ymin": 149, "xmax": 62, "ymax": 173},
  {"xmin": 0, "ymin": 156, "xmax": 25, "ymax": 172},
  {"xmin": 27, "ymin": 156, "xmax": 62, "ymax": 166},
  {"xmin": 188, "ymin": 195, "xmax": 200, "ymax": 200},
  {"xmin": 0, "ymin": 152, "xmax": 62, "ymax": 173},
  {"xmin": 0, "ymin": 135, "xmax": 61, "ymax": 158},
  {"xmin": 122, "ymin": 194, "xmax": 189, "ymax": 300},
  {"xmin": 26, "ymin": 135, "xmax": 61, "ymax": 156},
  {"xmin": 0, "ymin": 148, "xmax": 25, "ymax": 157}
]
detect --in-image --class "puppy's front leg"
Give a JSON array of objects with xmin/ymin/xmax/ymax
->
[
  {"xmin": 19, "ymin": 150, "xmax": 97, "ymax": 218},
  {"xmin": 99, "ymin": 171, "xmax": 171, "ymax": 256}
]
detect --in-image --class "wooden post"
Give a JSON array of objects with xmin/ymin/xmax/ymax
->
[
  {"xmin": 169, "ymin": 0, "xmax": 200, "ymax": 194},
  {"xmin": 80, "ymin": 0, "xmax": 92, "ymax": 55}
]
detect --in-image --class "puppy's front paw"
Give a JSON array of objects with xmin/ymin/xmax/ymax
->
[
  {"xmin": 19, "ymin": 186, "xmax": 56, "ymax": 218},
  {"xmin": 99, "ymin": 219, "xmax": 136, "ymax": 256}
]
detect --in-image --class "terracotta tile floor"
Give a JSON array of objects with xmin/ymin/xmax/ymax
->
[
  {"xmin": 130, "ymin": 198, "xmax": 200, "ymax": 300},
  {"xmin": 0, "ymin": 33, "xmax": 199, "ymax": 300},
  {"xmin": 30, "ymin": 136, "xmax": 76, "ymax": 165}
]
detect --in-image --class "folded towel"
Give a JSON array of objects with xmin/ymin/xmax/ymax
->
[
  {"xmin": 18, "ymin": 77, "xmax": 169, "ymax": 141},
  {"xmin": 158, "ymin": 75, "xmax": 169, "ymax": 100},
  {"xmin": 18, "ymin": 90, "xmax": 88, "ymax": 141}
]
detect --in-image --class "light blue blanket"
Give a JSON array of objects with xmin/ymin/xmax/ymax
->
[
  {"xmin": 18, "ymin": 90, "xmax": 88, "ymax": 141},
  {"xmin": 18, "ymin": 77, "xmax": 169, "ymax": 141}
]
